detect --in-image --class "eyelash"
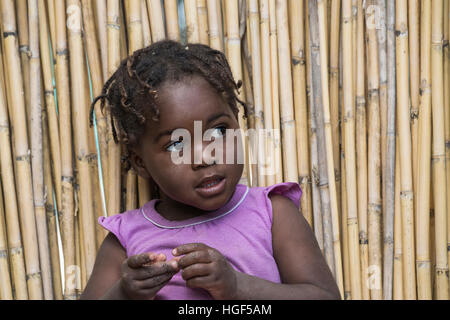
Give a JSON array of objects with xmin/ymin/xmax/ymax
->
[{"xmin": 165, "ymin": 125, "xmax": 228, "ymax": 152}]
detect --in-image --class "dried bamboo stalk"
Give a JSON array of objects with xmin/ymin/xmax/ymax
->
[
  {"xmin": 1, "ymin": 0, "xmax": 44, "ymax": 300},
  {"xmin": 42, "ymin": 94, "xmax": 63, "ymax": 300},
  {"xmin": 107, "ymin": 0, "xmax": 123, "ymax": 217},
  {"xmin": 317, "ymin": 0, "xmax": 344, "ymax": 296},
  {"xmin": 164, "ymin": 0, "xmax": 181, "ymax": 41},
  {"xmin": 383, "ymin": 0, "xmax": 396, "ymax": 300},
  {"xmin": 67, "ymin": 0, "xmax": 97, "ymax": 282},
  {"xmin": 416, "ymin": 0, "xmax": 432, "ymax": 300},
  {"xmin": 269, "ymin": 0, "xmax": 282, "ymax": 184},
  {"xmin": 29, "ymin": 0, "xmax": 54, "ymax": 300},
  {"xmin": 46, "ymin": 0, "xmax": 57, "ymax": 59},
  {"xmin": 431, "ymin": 0, "xmax": 449, "ymax": 300},
  {"xmin": 396, "ymin": 0, "xmax": 417, "ymax": 300},
  {"xmin": 308, "ymin": 0, "xmax": 336, "ymax": 284},
  {"xmin": 341, "ymin": 0, "xmax": 362, "ymax": 300},
  {"xmin": 225, "ymin": 0, "xmax": 249, "ymax": 186},
  {"xmin": 147, "ymin": 0, "xmax": 166, "ymax": 42},
  {"xmin": 207, "ymin": 0, "xmax": 223, "ymax": 50},
  {"xmin": 355, "ymin": 0, "xmax": 370, "ymax": 300},
  {"xmin": 276, "ymin": 0, "xmax": 299, "ymax": 183},
  {"xmin": 393, "ymin": 131, "xmax": 403, "ymax": 300},
  {"xmin": 289, "ymin": 0, "xmax": 312, "ymax": 226},
  {"xmin": 0, "ymin": 27, "xmax": 29, "ymax": 301},
  {"xmin": 248, "ymin": 0, "xmax": 266, "ymax": 186},
  {"xmin": 197, "ymin": 0, "xmax": 209, "ymax": 45},
  {"xmin": 409, "ymin": 0, "xmax": 420, "ymax": 200},
  {"xmin": 54, "ymin": 0, "xmax": 77, "ymax": 299},
  {"xmin": 365, "ymin": 0, "xmax": 383, "ymax": 299},
  {"xmin": 95, "ymin": 0, "xmax": 108, "ymax": 80},
  {"xmin": 38, "ymin": 0, "xmax": 62, "ymax": 215},
  {"xmin": 185, "ymin": 0, "xmax": 200, "ymax": 43},
  {"xmin": 141, "ymin": 0, "xmax": 152, "ymax": 47},
  {"xmin": 0, "ymin": 166, "xmax": 13, "ymax": 299}
]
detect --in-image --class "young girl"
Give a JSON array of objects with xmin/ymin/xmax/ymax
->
[{"xmin": 80, "ymin": 40, "xmax": 340, "ymax": 300}]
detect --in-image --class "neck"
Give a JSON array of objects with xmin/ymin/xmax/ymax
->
[{"xmin": 156, "ymin": 193, "xmax": 212, "ymax": 221}]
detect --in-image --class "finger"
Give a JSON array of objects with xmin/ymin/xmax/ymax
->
[
  {"xmin": 142, "ymin": 253, "xmax": 166, "ymax": 266},
  {"xmin": 180, "ymin": 263, "xmax": 211, "ymax": 281},
  {"xmin": 133, "ymin": 261, "xmax": 179, "ymax": 280},
  {"xmin": 127, "ymin": 253, "xmax": 156, "ymax": 269},
  {"xmin": 185, "ymin": 275, "xmax": 214, "ymax": 290},
  {"xmin": 177, "ymin": 250, "xmax": 211, "ymax": 269},
  {"xmin": 138, "ymin": 272, "xmax": 176, "ymax": 289},
  {"xmin": 172, "ymin": 243, "xmax": 208, "ymax": 256}
]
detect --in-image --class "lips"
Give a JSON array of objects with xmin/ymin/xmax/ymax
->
[{"xmin": 196, "ymin": 175, "xmax": 224, "ymax": 188}]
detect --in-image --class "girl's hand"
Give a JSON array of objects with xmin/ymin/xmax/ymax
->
[
  {"xmin": 172, "ymin": 243, "xmax": 238, "ymax": 300},
  {"xmin": 120, "ymin": 252, "xmax": 179, "ymax": 300}
]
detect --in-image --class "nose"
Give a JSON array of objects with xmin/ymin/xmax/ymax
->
[{"xmin": 191, "ymin": 139, "xmax": 216, "ymax": 170}]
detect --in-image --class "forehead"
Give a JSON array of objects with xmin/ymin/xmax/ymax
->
[{"xmin": 146, "ymin": 76, "xmax": 233, "ymax": 136}]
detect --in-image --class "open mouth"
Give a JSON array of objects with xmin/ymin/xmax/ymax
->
[
  {"xmin": 195, "ymin": 176, "xmax": 226, "ymax": 197},
  {"xmin": 197, "ymin": 177, "xmax": 224, "ymax": 188}
]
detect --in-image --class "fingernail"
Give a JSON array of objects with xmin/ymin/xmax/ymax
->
[
  {"xmin": 149, "ymin": 253, "xmax": 156, "ymax": 260},
  {"xmin": 172, "ymin": 248, "xmax": 177, "ymax": 255},
  {"xmin": 170, "ymin": 261, "xmax": 178, "ymax": 269}
]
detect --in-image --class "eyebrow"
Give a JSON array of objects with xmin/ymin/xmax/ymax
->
[{"xmin": 154, "ymin": 113, "xmax": 231, "ymax": 143}]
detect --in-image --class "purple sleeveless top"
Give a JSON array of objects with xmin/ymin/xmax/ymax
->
[{"xmin": 98, "ymin": 182, "xmax": 302, "ymax": 300}]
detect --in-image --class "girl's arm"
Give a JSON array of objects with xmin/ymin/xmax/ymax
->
[
  {"xmin": 233, "ymin": 194, "xmax": 341, "ymax": 300},
  {"xmin": 80, "ymin": 232, "xmax": 128, "ymax": 299}
]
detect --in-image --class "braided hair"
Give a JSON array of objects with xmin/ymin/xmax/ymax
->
[{"xmin": 90, "ymin": 40, "xmax": 247, "ymax": 170}]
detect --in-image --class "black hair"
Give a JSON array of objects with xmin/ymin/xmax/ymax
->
[{"xmin": 90, "ymin": 40, "xmax": 247, "ymax": 168}]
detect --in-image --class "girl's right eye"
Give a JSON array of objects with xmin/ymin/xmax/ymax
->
[{"xmin": 166, "ymin": 139, "xmax": 184, "ymax": 152}]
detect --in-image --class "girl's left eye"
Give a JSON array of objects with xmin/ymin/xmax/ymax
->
[
  {"xmin": 166, "ymin": 139, "xmax": 184, "ymax": 152},
  {"xmin": 210, "ymin": 126, "xmax": 227, "ymax": 139}
]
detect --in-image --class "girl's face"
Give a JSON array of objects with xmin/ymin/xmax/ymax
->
[{"xmin": 130, "ymin": 75, "xmax": 244, "ymax": 212}]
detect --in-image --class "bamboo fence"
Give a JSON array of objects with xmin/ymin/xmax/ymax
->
[{"xmin": 0, "ymin": 0, "xmax": 448, "ymax": 300}]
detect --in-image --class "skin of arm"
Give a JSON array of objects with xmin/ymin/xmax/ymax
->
[{"xmin": 231, "ymin": 194, "xmax": 341, "ymax": 300}]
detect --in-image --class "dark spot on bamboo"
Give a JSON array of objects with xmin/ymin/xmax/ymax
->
[{"xmin": 3, "ymin": 31, "xmax": 17, "ymax": 38}]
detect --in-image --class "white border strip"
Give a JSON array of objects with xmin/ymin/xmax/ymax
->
[{"xmin": 141, "ymin": 186, "xmax": 250, "ymax": 229}]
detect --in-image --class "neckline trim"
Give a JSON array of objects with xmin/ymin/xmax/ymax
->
[{"xmin": 141, "ymin": 185, "xmax": 249, "ymax": 229}]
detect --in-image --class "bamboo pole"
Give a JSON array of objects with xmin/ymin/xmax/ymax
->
[
  {"xmin": 16, "ymin": 0, "xmax": 32, "ymax": 142},
  {"xmin": 445, "ymin": 1, "xmax": 450, "ymax": 293},
  {"xmin": 341, "ymin": 0, "xmax": 362, "ymax": 300},
  {"xmin": 107, "ymin": 0, "xmax": 123, "ymax": 217},
  {"xmin": 185, "ymin": 0, "xmax": 200, "ymax": 43},
  {"xmin": 384, "ymin": 0, "xmax": 397, "ymax": 300},
  {"xmin": 260, "ymin": 0, "xmax": 276, "ymax": 186},
  {"xmin": 164, "ymin": 0, "xmax": 181, "ymax": 41},
  {"xmin": 393, "ymin": 131, "xmax": 403, "ymax": 300},
  {"xmin": 94, "ymin": 0, "xmax": 108, "ymax": 81},
  {"xmin": 276, "ymin": 0, "xmax": 299, "ymax": 183},
  {"xmin": 29, "ymin": 0, "xmax": 54, "ymax": 300},
  {"xmin": 46, "ymin": 0, "xmax": 57, "ymax": 59},
  {"xmin": 197, "ymin": 0, "xmax": 209, "ymax": 45},
  {"xmin": 42, "ymin": 92, "xmax": 63, "ymax": 300},
  {"xmin": 0, "ymin": 29, "xmax": 29, "ymax": 301},
  {"xmin": 0, "ymin": 144, "xmax": 13, "ymax": 300},
  {"xmin": 54, "ymin": 0, "xmax": 77, "ymax": 299},
  {"xmin": 431, "ymin": 0, "xmax": 449, "ymax": 300},
  {"xmin": 67, "ymin": 0, "xmax": 97, "ymax": 282},
  {"xmin": 329, "ymin": 0, "xmax": 341, "ymax": 228},
  {"xmin": 409, "ymin": 0, "xmax": 420, "ymax": 200},
  {"xmin": 248, "ymin": 0, "xmax": 266, "ymax": 186},
  {"xmin": 396, "ymin": 0, "xmax": 417, "ymax": 300},
  {"xmin": 38, "ymin": 0, "xmax": 62, "ymax": 215},
  {"xmin": 355, "ymin": 0, "xmax": 370, "ymax": 300},
  {"xmin": 207, "ymin": 0, "xmax": 223, "ymax": 51},
  {"xmin": 416, "ymin": 0, "xmax": 432, "ymax": 300},
  {"xmin": 141, "ymin": 0, "xmax": 152, "ymax": 47},
  {"xmin": 269, "ymin": 0, "xmax": 282, "ymax": 184},
  {"xmin": 1, "ymin": 0, "xmax": 43, "ymax": 300},
  {"xmin": 289, "ymin": 0, "xmax": 312, "ymax": 226},
  {"xmin": 317, "ymin": 0, "xmax": 344, "ymax": 296},
  {"xmin": 365, "ymin": 0, "xmax": 383, "ymax": 299},
  {"xmin": 308, "ymin": 0, "xmax": 336, "ymax": 281},
  {"xmin": 147, "ymin": 0, "xmax": 166, "ymax": 42},
  {"xmin": 225, "ymin": 0, "xmax": 249, "ymax": 186},
  {"xmin": 305, "ymin": 0, "xmax": 324, "ymax": 252}
]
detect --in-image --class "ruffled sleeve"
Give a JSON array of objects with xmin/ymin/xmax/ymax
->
[
  {"xmin": 98, "ymin": 214, "xmax": 127, "ymax": 250},
  {"xmin": 262, "ymin": 182, "xmax": 303, "ymax": 225}
]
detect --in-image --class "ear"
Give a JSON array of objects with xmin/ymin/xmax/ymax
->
[{"xmin": 128, "ymin": 148, "xmax": 151, "ymax": 179}]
